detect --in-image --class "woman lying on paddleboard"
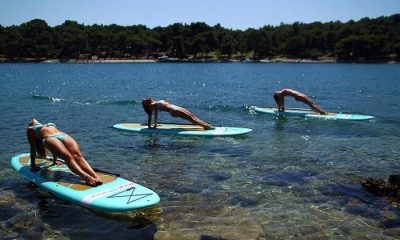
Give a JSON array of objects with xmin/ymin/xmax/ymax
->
[
  {"xmin": 273, "ymin": 88, "xmax": 327, "ymax": 115},
  {"xmin": 27, "ymin": 119, "xmax": 102, "ymax": 186},
  {"xmin": 141, "ymin": 97, "xmax": 213, "ymax": 130}
]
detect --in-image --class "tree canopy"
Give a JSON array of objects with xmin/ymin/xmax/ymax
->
[{"xmin": 0, "ymin": 14, "xmax": 399, "ymax": 62}]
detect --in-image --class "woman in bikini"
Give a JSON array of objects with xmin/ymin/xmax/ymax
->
[
  {"xmin": 27, "ymin": 118, "xmax": 102, "ymax": 186},
  {"xmin": 141, "ymin": 97, "xmax": 213, "ymax": 130},
  {"xmin": 273, "ymin": 88, "xmax": 327, "ymax": 114}
]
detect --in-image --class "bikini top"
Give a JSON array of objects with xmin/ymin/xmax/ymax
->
[{"xmin": 33, "ymin": 123, "xmax": 56, "ymax": 138}]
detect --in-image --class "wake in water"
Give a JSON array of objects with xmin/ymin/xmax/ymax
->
[
  {"xmin": 31, "ymin": 94, "xmax": 138, "ymax": 106},
  {"xmin": 31, "ymin": 94, "xmax": 66, "ymax": 103},
  {"xmin": 94, "ymin": 99, "xmax": 138, "ymax": 105}
]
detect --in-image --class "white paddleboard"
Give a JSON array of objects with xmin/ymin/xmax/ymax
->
[
  {"xmin": 253, "ymin": 106, "xmax": 374, "ymax": 121},
  {"xmin": 112, "ymin": 123, "xmax": 252, "ymax": 137}
]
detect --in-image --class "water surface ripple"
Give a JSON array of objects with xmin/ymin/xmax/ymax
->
[{"xmin": 0, "ymin": 63, "xmax": 399, "ymax": 239}]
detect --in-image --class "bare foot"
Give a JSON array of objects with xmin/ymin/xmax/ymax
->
[
  {"xmin": 83, "ymin": 175, "xmax": 98, "ymax": 187},
  {"xmin": 53, "ymin": 160, "xmax": 64, "ymax": 165},
  {"xmin": 203, "ymin": 124, "xmax": 213, "ymax": 130},
  {"xmin": 95, "ymin": 177, "xmax": 103, "ymax": 185}
]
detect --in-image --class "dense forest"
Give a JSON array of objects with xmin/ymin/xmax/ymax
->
[{"xmin": 0, "ymin": 14, "xmax": 399, "ymax": 62}]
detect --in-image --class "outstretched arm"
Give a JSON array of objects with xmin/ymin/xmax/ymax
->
[
  {"xmin": 274, "ymin": 92, "xmax": 285, "ymax": 112},
  {"xmin": 277, "ymin": 97, "xmax": 285, "ymax": 112},
  {"xmin": 27, "ymin": 128, "xmax": 40, "ymax": 172},
  {"xmin": 154, "ymin": 108, "xmax": 158, "ymax": 128},
  {"xmin": 147, "ymin": 114, "xmax": 152, "ymax": 128}
]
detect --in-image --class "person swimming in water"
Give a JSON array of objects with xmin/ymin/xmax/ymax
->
[
  {"xmin": 27, "ymin": 118, "xmax": 102, "ymax": 186},
  {"xmin": 273, "ymin": 88, "xmax": 327, "ymax": 115},
  {"xmin": 141, "ymin": 97, "xmax": 213, "ymax": 130}
]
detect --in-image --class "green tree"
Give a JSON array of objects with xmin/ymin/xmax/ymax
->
[
  {"xmin": 393, "ymin": 42, "xmax": 400, "ymax": 60},
  {"xmin": 0, "ymin": 24, "xmax": 4, "ymax": 56},
  {"xmin": 285, "ymin": 36, "xmax": 306, "ymax": 57},
  {"xmin": 246, "ymin": 27, "xmax": 273, "ymax": 59},
  {"xmin": 1, "ymin": 14, "xmax": 400, "ymax": 61},
  {"xmin": 2, "ymin": 26, "xmax": 23, "ymax": 59},
  {"xmin": 335, "ymin": 34, "xmax": 385, "ymax": 61},
  {"xmin": 54, "ymin": 20, "xmax": 88, "ymax": 59},
  {"xmin": 18, "ymin": 19, "xmax": 53, "ymax": 58},
  {"xmin": 220, "ymin": 32, "xmax": 237, "ymax": 58}
]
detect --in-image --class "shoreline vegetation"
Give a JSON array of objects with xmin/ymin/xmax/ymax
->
[
  {"xmin": 1, "ymin": 56, "xmax": 341, "ymax": 64},
  {"xmin": 0, "ymin": 14, "xmax": 399, "ymax": 64},
  {"xmin": 0, "ymin": 57, "xmax": 398, "ymax": 64}
]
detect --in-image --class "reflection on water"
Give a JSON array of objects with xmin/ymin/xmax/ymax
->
[{"xmin": 1, "ymin": 63, "xmax": 400, "ymax": 239}]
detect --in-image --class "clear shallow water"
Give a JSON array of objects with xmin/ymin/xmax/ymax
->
[{"xmin": 0, "ymin": 63, "xmax": 399, "ymax": 239}]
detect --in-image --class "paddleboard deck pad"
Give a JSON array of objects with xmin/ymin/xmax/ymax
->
[
  {"xmin": 253, "ymin": 107, "xmax": 374, "ymax": 121},
  {"xmin": 11, "ymin": 153, "xmax": 160, "ymax": 212},
  {"xmin": 112, "ymin": 123, "xmax": 252, "ymax": 136}
]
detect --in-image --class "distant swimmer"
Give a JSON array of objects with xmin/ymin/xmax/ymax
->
[
  {"xmin": 27, "ymin": 119, "xmax": 102, "ymax": 186},
  {"xmin": 273, "ymin": 88, "xmax": 327, "ymax": 115},
  {"xmin": 141, "ymin": 97, "xmax": 213, "ymax": 129}
]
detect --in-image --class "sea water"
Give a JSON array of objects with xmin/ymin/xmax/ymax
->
[{"xmin": 0, "ymin": 63, "xmax": 399, "ymax": 239}]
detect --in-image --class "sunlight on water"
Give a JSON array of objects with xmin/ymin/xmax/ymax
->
[{"xmin": 0, "ymin": 63, "xmax": 399, "ymax": 239}]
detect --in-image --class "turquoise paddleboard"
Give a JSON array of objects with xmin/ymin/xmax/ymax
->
[
  {"xmin": 11, "ymin": 153, "xmax": 160, "ymax": 212},
  {"xmin": 253, "ymin": 107, "xmax": 374, "ymax": 121},
  {"xmin": 112, "ymin": 123, "xmax": 252, "ymax": 137}
]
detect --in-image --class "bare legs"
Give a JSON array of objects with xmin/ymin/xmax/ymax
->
[
  {"xmin": 294, "ymin": 95, "xmax": 327, "ymax": 115},
  {"xmin": 171, "ymin": 108, "xmax": 213, "ymax": 130},
  {"xmin": 308, "ymin": 102, "xmax": 327, "ymax": 115},
  {"xmin": 44, "ymin": 136, "xmax": 102, "ymax": 186}
]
